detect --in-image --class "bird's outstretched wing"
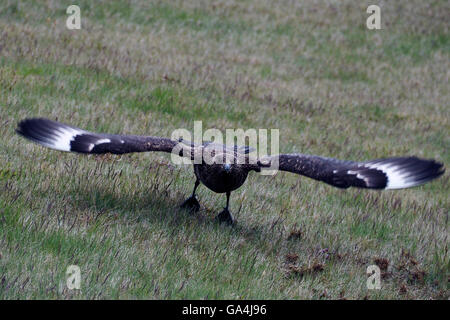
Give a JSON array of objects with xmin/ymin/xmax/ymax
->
[
  {"xmin": 261, "ymin": 154, "xmax": 444, "ymax": 189},
  {"xmin": 16, "ymin": 118, "xmax": 178, "ymax": 155}
]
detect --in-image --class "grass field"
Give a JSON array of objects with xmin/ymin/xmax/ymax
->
[{"xmin": 0, "ymin": 0, "xmax": 449, "ymax": 299}]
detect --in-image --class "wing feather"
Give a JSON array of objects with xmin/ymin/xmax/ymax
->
[
  {"xmin": 16, "ymin": 118, "xmax": 178, "ymax": 155},
  {"xmin": 262, "ymin": 154, "xmax": 444, "ymax": 189}
]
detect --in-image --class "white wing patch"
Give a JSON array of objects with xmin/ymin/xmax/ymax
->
[
  {"xmin": 46, "ymin": 126, "xmax": 86, "ymax": 152},
  {"xmin": 364, "ymin": 162, "xmax": 412, "ymax": 189},
  {"xmin": 46, "ymin": 127, "xmax": 111, "ymax": 152},
  {"xmin": 87, "ymin": 138, "xmax": 111, "ymax": 151},
  {"xmin": 347, "ymin": 170, "xmax": 370, "ymax": 185},
  {"xmin": 95, "ymin": 138, "xmax": 111, "ymax": 145}
]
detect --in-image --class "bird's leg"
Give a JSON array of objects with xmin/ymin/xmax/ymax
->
[
  {"xmin": 216, "ymin": 191, "xmax": 234, "ymax": 225},
  {"xmin": 180, "ymin": 179, "xmax": 201, "ymax": 212}
]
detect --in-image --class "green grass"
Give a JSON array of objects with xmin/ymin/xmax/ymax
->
[{"xmin": 0, "ymin": 0, "xmax": 449, "ymax": 299}]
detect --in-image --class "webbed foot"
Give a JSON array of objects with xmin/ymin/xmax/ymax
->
[
  {"xmin": 180, "ymin": 196, "xmax": 200, "ymax": 212},
  {"xmin": 215, "ymin": 208, "xmax": 234, "ymax": 225}
]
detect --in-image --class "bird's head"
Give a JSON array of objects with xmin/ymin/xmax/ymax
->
[{"xmin": 223, "ymin": 163, "xmax": 232, "ymax": 173}]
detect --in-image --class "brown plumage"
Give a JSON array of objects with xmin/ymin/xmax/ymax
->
[{"xmin": 17, "ymin": 118, "xmax": 445, "ymax": 225}]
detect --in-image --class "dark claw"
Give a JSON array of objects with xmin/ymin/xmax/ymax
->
[
  {"xmin": 180, "ymin": 196, "xmax": 200, "ymax": 212},
  {"xmin": 215, "ymin": 208, "xmax": 234, "ymax": 225}
]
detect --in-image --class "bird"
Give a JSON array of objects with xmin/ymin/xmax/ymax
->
[{"xmin": 16, "ymin": 118, "xmax": 445, "ymax": 225}]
